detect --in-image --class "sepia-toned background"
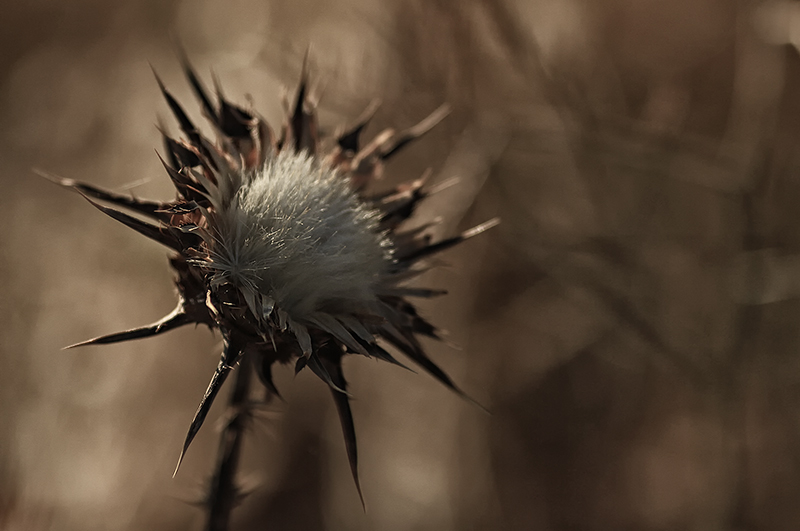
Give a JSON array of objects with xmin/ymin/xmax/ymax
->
[{"xmin": 3, "ymin": 0, "xmax": 800, "ymax": 529}]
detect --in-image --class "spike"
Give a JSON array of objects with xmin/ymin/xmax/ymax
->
[
  {"xmin": 377, "ymin": 171, "xmax": 432, "ymax": 229},
  {"xmin": 398, "ymin": 218, "xmax": 500, "ymax": 262},
  {"xmin": 289, "ymin": 320, "xmax": 312, "ymax": 357},
  {"xmin": 161, "ymin": 132, "xmax": 202, "ymax": 168},
  {"xmin": 388, "ymin": 297, "xmax": 442, "ymax": 339},
  {"xmin": 308, "ymin": 313, "xmax": 368, "ymax": 356},
  {"xmin": 65, "ymin": 304, "xmax": 190, "ymax": 348},
  {"xmin": 218, "ymin": 97, "xmax": 254, "ymax": 140},
  {"xmin": 337, "ymin": 99, "xmax": 380, "ymax": 153},
  {"xmin": 152, "ymin": 66, "xmax": 211, "ymax": 159},
  {"xmin": 156, "ymin": 152, "xmax": 209, "ymax": 205},
  {"xmin": 37, "ymin": 169, "xmax": 168, "ymax": 222},
  {"xmin": 318, "ymin": 350, "xmax": 365, "ymax": 509},
  {"xmin": 365, "ymin": 342, "xmax": 415, "ymax": 372},
  {"xmin": 152, "ymin": 67, "xmax": 197, "ymax": 137},
  {"xmin": 178, "ymin": 50, "xmax": 218, "ymax": 124},
  {"xmin": 379, "ymin": 331, "xmax": 486, "ymax": 412},
  {"xmin": 379, "ymin": 104, "xmax": 451, "ymax": 160},
  {"xmin": 288, "ymin": 51, "xmax": 318, "ymax": 154},
  {"xmin": 290, "ymin": 82, "xmax": 307, "ymax": 150},
  {"xmin": 174, "ymin": 337, "xmax": 244, "ymax": 476},
  {"xmin": 81, "ymin": 195, "xmax": 189, "ymax": 251},
  {"xmin": 460, "ymin": 217, "xmax": 501, "ymax": 239},
  {"xmin": 294, "ymin": 355, "xmax": 307, "ymax": 375},
  {"xmin": 352, "ymin": 128, "xmax": 394, "ymax": 165},
  {"xmin": 254, "ymin": 354, "xmax": 282, "ymax": 401},
  {"xmin": 336, "ymin": 315, "xmax": 374, "ymax": 344},
  {"xmin": 306, "ymin": 351, "xmax": 350, "ymax": 395}
]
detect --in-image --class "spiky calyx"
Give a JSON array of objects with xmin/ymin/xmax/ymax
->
[{"xmin": 53, "ymin": 57, "xmax": 497, "ymax": 503}]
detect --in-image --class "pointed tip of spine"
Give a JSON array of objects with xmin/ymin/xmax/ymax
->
[
  {"xmin": 301, "ymin": 45, "xmax": 311, "ymax": 82},
  {"xmin": 462, "ymin": 217, "xmax": 500, "ymax": 239},
  {"xmin": 307, "ymin": 353, "xmax": 352, "ymax": 396},
  {"xmin": 80, "ymin": 195, "xmax": 182, "ymax": 251},
  {"xmin": 173, "ymin": 447, "xmax": 188, "ymax": 478},
  {"xmin": 150, "ymin": 63, "xmax": 168, "ymax": 95},
  {"xmin": 60, "ymin": 307, "xmax": 190, "ymax": 349},
  {"xmin": 355, "ymin": 477, "xmax": 366, "ymax": 512},
  {"xmin": 436, "ymin": 102, "xmax": 453, "ymax": 117},
  {"xmin": 462, "ymin": 393, "xmax": 490, "ymax": 415},
  {"xmin": 369, "ymin": 344, "xmax": 416, "ymax": 373},
  {"xmin": 414, "ymin": 104, "xmax": 452, "ymax": 135},
  {"xmin": 379, "ymin": 103, "xmax": 453, "ymax": 160},
  {"xmin": 427, "ymin": 175, "xmax": 460, "ymax": 195},
  {"xmin": 33, "ymin": 168, "xmax": 74, "ymax": 188},
  {"xmin": 398, "ymin": 217, "xmax": 500, "ymax": 262},
  {"xmin": 174, "ymin": 350, "xmax": 238, "ymax": 477},
  {"xmin": 174, "ymin": 38, "xmax": 192, "ymax": 70},
  {"xmin": 62, "ymin": 339, "xmax": 94, "ymax": 350},
  {"xmin": 322, "ymin": 353, "xmax": 366, "ymax": 510}
]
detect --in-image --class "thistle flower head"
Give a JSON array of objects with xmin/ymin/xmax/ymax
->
[
  {"xmin": 53, "ymin": 56, "xmax": 497, "ymax": 502},
  {"xmin": 201, "ymin": 149, "xmax": 392, "ymax": 326}
]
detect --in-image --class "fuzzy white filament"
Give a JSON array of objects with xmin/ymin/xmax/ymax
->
[{"xmin": 206, "ymin": 149, "xmax": 393, "ymax": 321}]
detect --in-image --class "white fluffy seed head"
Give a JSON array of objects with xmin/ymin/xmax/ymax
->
[{"xmin": 205, "ymin": 150, "xmax": 393, "ymax": 320}]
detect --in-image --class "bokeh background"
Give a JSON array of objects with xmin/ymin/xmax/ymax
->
[{"xmin": 3, "ymin": 0, "xmax": 800, "ymax": 529}]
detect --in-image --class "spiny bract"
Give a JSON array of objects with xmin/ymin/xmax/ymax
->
[{"xmin": 53, "ymin": 57, "xmax": 497, "ymax": 500}]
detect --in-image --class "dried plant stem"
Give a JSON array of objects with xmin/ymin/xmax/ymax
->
[{"xmin": 205, "ymin": 352, "xmax": 253, "ymax": 531}]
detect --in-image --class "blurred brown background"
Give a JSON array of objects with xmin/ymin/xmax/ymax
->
[{"xmin": 3, "ymin": 0, "xmax": 800, "ymax": 529}]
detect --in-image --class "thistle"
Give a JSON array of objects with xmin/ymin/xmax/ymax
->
[{"xmin": 50, "ymin": 56, "xmax": 496, "ymax": 515}]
